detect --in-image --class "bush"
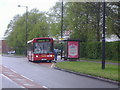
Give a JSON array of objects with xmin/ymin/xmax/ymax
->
[
  {"xmin": 80, "ymin": 41, "xmax": 119, "ymax": 61},
  {"xmin": 15, "ymin": 46, "xmax": 26, "ymax": 55},
  {"xmin": 106, "ymin": 41, "xmax": 119, "ymax": 61}
]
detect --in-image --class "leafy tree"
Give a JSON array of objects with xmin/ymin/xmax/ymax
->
[
  {"xmin": 62, "ymin": 2, "xmax": 119, "ymax": 41},
  {"xmin": 28, "ymin": 9, "xmax": 49, "ymax": 40},
  {"xmin": 47, "ymin": 2, "xmax": 63, "ymax": 37},
  {"xmin": 4, "ymin": 2, "xmax": 120, "ymax": 54},
  {"xmin": 5, "ymin": 9, "xmax": 49, "ymax": 54},
  {"xmin": 106, "ymin": 2, "xmax": 120, "ymax": 39},
  {"xmin": 64, "ymin": 2, "xmax": 95, "ymax": 41}
]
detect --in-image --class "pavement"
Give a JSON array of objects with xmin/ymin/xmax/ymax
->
[
  {"xmin": 56, "ymin": 56, "xmax": 119, "ymax": 66},
  {"xmin": 80, "ymin": 60, "xmax": 119, "ymax": 66}
]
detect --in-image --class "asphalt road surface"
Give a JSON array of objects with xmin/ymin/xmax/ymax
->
[{"xmin": 1, "ymin": 55, "xmax": 119, "ymax": 89}]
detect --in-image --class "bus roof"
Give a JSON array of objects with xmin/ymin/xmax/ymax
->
[
  {"xmin": 27, "ymin": 37, "xmax": 53, "ymax": 44},
  {"xmin": 34, "ymin": 37, "xmax": 53, "ymax": 40}
]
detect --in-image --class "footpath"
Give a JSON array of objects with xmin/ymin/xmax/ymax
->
[
  {"xmin": 78, "ymin": 60, "xmax": 119, "ymax": 66},
  {"xmin": 57, "ymin": 56, "xmax": 119, "ymax": 65}
]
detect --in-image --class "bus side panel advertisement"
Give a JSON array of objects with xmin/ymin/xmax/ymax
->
[{"xmin": 68, "ymin": 41, "xmax": 79, "ymax": 58}]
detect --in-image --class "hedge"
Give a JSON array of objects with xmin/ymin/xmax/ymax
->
[
  {"xmin": 80, "ymin": 41, "xmax": 119, "ymax": 61},
  {"xmin": 15, "ymin": 47, "xmax": 26, "ymax": 55}
]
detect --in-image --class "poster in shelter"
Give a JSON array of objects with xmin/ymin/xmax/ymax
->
[{"xmin": 68, "ymin": 41, "xmax": 79, "ymax": 58}]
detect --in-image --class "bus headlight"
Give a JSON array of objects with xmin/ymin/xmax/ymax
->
[
  {"xmin": 36, "ymin": 55, "xmax": 38, "ymax": 57},
  {"xmin": 50, "ymin": 55, "xmax": 53, "ymax": 57},
  {"xmin": 47, "ymin": 55, "xmax": 53, "ymax": 57}
]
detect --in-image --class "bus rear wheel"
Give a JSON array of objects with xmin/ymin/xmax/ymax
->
[{"xmin": 47, "ymin": 60, "xmax": 52, "ymax": 63}]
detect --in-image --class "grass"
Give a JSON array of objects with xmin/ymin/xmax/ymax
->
[
  {"xmin": 80, "ymin": 58, "xmax": 119, "ymax": 63},
  {"xmin": 55, "ymin": 61, "xmax": 119, "ymax": 81}
]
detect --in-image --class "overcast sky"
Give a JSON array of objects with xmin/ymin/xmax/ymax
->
[
  {"xmin": 1, "ymin": 0, "xmax": 119, "ymax": 40},
  {"xmin": 0, "ymin": 0, "xmax": 58, "ymax": 39}
]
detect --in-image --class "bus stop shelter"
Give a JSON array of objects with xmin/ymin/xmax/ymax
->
[{"xmin": 62, "ymin": 39, "xmax": 80, "ymax": 61}]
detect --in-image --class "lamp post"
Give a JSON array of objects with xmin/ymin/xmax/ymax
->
[
  {"xmin": 102, "ymin": 1, "xmax": 106, "ymax": 69},
  {"xmin": 18, "ymin": 5, "xmax": 28, "ymax": 56},
  {"xmin": 61, "ymin": 0, "xmax": 63, "ymax": 59}
]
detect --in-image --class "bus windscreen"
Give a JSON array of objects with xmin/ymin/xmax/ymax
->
[{"xmin": 34, "ymin": 42, "xmax": 53, "ymax": 54}]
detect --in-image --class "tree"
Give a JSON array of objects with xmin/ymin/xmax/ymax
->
[
  {"xmin": 28, "ymin": 9, "xmax": 49, "ymax": 40},
  {"xmin": 5, "ymin": 8, "xmax": 49, "ymax": 54},
  {"xmin": 4, "ymin": 2, "xmax": 120, "ymax": 54},
  {"xmin": 64, "ymin": 2, "xmax": 97, "ymax": 41},
  {"xmin": 47, "ymin": 2, "xmax": 63, "ymax": 37},
  {"xmin": 106, "ymin": 2, "xmax": 120, "ymax": 39},
  {"xmin": 62, "ymin": 2, "xmax": 119, "ymax": 41}
]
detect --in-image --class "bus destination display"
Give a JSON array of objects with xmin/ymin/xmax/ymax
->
[{"xmin": 37, "ymin": 39, "xmax": 50, "ymax": 42}]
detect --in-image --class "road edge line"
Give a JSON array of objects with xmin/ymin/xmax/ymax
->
[{"xmin": 1, "ymin": 74, "xmax": 25, "ymax": 88}]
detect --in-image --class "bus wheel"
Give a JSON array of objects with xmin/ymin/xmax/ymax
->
[
  {"xmin": 49, "ymin": 60, "xmax": 52, "ymax": 63},
  {"xmin": 28, "ymin": 60, "xmax": 31, "ymax": 62},
  {"xmin": 46, "ymin": 60, "xmax": 49, "ymax": 63}
]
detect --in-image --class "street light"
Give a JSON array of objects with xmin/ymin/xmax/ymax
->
[
  {"xmin": 61, "ymin": 0, "xmax": 63, "ymax": 59},
  {"xmin": 102, "ymin": 1, "xmax": 106, "ymax": 69},
  {"xmin": 18, "ymin": 5, "xmax": 28, "ymax": 56}
]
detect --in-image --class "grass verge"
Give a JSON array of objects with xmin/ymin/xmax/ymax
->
[
  {"xmin": 80, "ymin": 58, "xmax": 119, "ymax": 63},
  {"xmin": 55, "ymin": 61, "xmax": 119, "ymax": 81}
]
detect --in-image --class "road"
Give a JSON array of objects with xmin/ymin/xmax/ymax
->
[{"xmin": 0, "ymin": 55, "xmax": 119, "ymax": 89}]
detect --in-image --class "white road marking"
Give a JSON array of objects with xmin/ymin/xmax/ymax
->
[
  {"xmin": 7, "ymin": 74, "xmax": 15, "ymax": 77},
  {"xmin": 4, "ymin": 66, "xmax": 34, "ymax": 82},
  {"xmin": 3, "ymin": 72, "xmax": 10, "ymax": 74},
  {"xmin": 1, "ymin": 74, "xmax": 25, "ymax": 88},
  {"xmin": 51, "ymin": 63, "xmax": 55, "ymax": 68},
  {"xmin": 20, "ymin": 75, "xmax": 34, "ymax": 82},
  {"xmin": 23, "ymin": 83, "xmax": 35, "ymax": 87},
  {"xmin": 42, "ymin": 85, "xmax": 48, "ymax": 88},
  {"xmin": 15, "ymin": 78, "xmax": 25, "ymax": 81},
  {"xmin": 2, "ymin": 65, "xmax": 48, "ymax": 88},
  {"xmin": 9, "ymin": 69, "xmax": 18, "ymax": 73}
]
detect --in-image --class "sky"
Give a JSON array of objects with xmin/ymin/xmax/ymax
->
[
  {"xmin": 0, "ymin": 0, "xmax": 119, "ymax": 40},
  {"xmin": 0, "ymin": 0, "xmax": 58, "ymax": 39}
]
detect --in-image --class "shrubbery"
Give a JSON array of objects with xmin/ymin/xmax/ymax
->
[
  {"xmin": 80, "ymin": 41, "xmax": 119, "ymax": 61},
  {"xmin": 15, "ymin": 47, "xmax": 26, "ymax": 55}
]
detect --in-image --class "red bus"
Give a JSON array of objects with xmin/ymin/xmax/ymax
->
[{"xmin": 27, "ymin": 37, "xmax": 54, "ymax": 62}]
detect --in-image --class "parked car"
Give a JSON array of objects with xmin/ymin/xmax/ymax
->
[{"xmin": 8, "ymin": 51, "xmax": 15, "ymax": 54}]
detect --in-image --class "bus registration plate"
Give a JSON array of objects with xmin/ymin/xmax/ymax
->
[
  {"xmin": 41, "ymin": 59, "xmax": 47, "ymax": 60},
  {"xmin": 42, "ymin": 55, "xmax": 46, "ymax": 57}
]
